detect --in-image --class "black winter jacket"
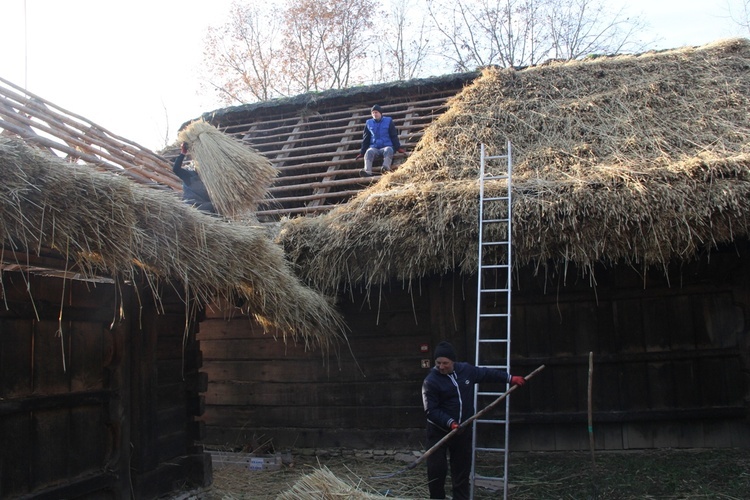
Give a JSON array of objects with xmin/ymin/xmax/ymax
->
[{"xmin": 422, "ymin": 362, "xmax": 511, "ymax": 431}]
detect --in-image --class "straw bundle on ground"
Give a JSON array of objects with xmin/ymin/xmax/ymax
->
[
  {"xmin": 0, "ymin": 137, "xmax": 343, "ymax": 351},
  {"xmin": 275, "ymin": 466, "xmax": 390, "ymax": 500},
  {"xmin": 178, "ymin": 120, "xmax": 277, "ymax": 219},
  {"xmin": 277, "ymin": 38, "xmax": 750, "ymax": 293}
]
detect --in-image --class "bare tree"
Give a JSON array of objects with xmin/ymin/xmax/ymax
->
[
  {"xmin": 427, "ymin": 0, "xmax": 644, "ymax": 70},
  {"xmin": 201, "ymin": 2, "xmax": 283, "ymax": 104},
  {"xmin": 283, "ymin": 0, "xmax": 375, "ymax": 93},
  {"xmin": 546, "ymin": 0, "xmax": 644, "ymax": 59},
  {"xmin": 728, "ymin": 0, "xmax": 750, "ymax": 34},
  {"xmin": 377, "ymin": 0, "xmax": 433, "ymax": 81}
]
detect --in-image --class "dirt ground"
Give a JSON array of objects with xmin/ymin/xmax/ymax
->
[{"xmin": 164, "ymin": 448, "xmax": 750, "ymax": 499}]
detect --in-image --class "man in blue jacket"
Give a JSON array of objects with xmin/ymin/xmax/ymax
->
[
  {"xmin": 356, "ymin": 104, "xmax": 405, "ymax": 176},
  {"xmin": 422, "ymin": 341, "xmax": 525, "ymax": 499}
]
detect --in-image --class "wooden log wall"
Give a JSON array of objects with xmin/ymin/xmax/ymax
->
[
  {"xmin": 0, "ymin": 269, "xmax": 210, "ymax": 499},
  {"xmin": 199, "ymin": 244, "xmax": 750, "ymax": 452}
]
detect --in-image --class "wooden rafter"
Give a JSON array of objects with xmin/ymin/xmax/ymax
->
[{"xmin": 0, "ymin": 76, "xmax": 179, "ymax": 190}]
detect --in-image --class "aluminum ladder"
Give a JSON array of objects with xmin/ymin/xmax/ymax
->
[{"xmin": 471, "ymin": 142, "xmax": 513, "ymax": 500}]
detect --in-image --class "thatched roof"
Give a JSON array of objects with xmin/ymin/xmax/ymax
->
[
  {"xmin": 277, "ymin": 39, "xmax": 750, "ymax": 292},
  {"xmin": 0, "ymin": 138, "xmax": 343, "ymax": 351}
]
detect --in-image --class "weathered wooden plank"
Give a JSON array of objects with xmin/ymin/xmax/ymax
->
[
  {"xmin": 0, "ymin": 319, "xmax": 33, "ymax": 398},
  {"xmin": 68, "ymin": 406, "xmax": 109, "ymax": 477},
  {"xmin": 202, "ymin": 405, "xmax": 424, "ymax": 429},
  {"xmin": 33, "ymin": 320, "xmax": 69, "ymax": 394},
  {"xmin": 200, "ymin": 330, "xmax": 432, "ymax": 361},
  {"xmin": 32, "ymin": 409, "xmax": 70, "ymax": 489},
  {"xmin": 201, "ymin": 358, "xmax": 424, "ymax": 384},
  {"xmin": 0, "ymin": 413, "xmax": 32, "ymax": 496},
  {"xmin": 69, "ymin": 322, "xmax": 107, "ymax": 392},
  {"xmin": 204, "ymin": 379, "xmax": 422, "ymax": 407},
  {"xmin": 203, "ymin": 425, "xmax": 425, "ymax": 450}
]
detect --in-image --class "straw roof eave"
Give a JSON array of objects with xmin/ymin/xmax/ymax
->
[
  {"xmin": 276, "ymin": 39, "xmax": 750, "ymax": 293},
  {"xmin": 0, "ymin": 138, "xmax": 345, "ymax": 352}
]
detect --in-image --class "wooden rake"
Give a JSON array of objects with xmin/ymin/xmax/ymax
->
[{"xmin": 372, "ymin": 364, "xmax": 545, "ymax": 479}]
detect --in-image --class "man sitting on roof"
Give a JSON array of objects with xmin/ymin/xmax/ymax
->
[
  {"xmin": 173, "ymin": 142, "xmax": 215, "ymax": 213},
  {"xmin": 356, "ymin": 104, "xmax": 405, "ymax": 177}
]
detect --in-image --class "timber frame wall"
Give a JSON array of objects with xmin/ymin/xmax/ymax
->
[
  {"xmin": 0, "ymin": 262, "xmax": 210, "ymax": 499},
  {"xmin": 198, "ymin": 243, "xmax": 750, "ymax": 452}
]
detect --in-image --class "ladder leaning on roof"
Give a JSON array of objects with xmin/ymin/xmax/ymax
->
[{"xmin": 471, "ymin": 142, "xmax": 513, "ymax": 500}]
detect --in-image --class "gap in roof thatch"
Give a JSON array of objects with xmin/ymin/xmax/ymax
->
[{"xmin": 184, "ymin": 72, "xmax": 480, "ymax": 221}]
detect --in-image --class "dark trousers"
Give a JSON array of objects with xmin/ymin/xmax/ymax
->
[{"xmin": 426, "ymin": 424, "xmax": 473, "ymax": 500}]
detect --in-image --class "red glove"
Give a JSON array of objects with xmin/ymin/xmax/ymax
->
[
  {"xmin": 397, "ymin": 148, "xmax": 406, "ymax": 154},
  {"xmin": 450, "ymin": 421, "xmax": 459, "ymax": 430},
  {"xmin": 180, "ymin": 142, "xmax": 188, "ymax": 155},
  {"xmin": 510, "ymin": 375, "xmax": 526, "ymax": 386}
]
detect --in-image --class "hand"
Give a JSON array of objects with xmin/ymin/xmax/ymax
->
[
  {"xmin": 397, "ymin": 148, "xmax": 406, "ymax": 154},
  {"xmin": 510, "ymin": 375, "xmax": 526, "ymax": 387},
  {"xmin": 180, "ymin": 142, "xmax": 188, "ymax": 155},
  {"xmin": 355, "ymin": 154, "xmax": 364, "ymax": 160},
  {"xmin": 450, "ymin": 421, "xmax": 459, "ymax": 430}
]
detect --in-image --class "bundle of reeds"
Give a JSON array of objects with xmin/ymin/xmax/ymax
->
[
  {"xmin": 178, "ymin": 120, "xmax": 277, "ymax": 219},
  {"xmin": 276, "ymin": 466, "xmax": 387, "ymax": 500}
]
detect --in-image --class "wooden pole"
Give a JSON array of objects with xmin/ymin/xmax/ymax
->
[
  {"xmin": 588, "ymin": 352, "xmax": 595, "ymax": 466},
  {"xmin": 372, "ymin": 364, "xmax": 545, "ymax": 479}
]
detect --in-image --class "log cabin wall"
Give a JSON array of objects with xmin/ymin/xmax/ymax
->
[
  {"xmin": 0, "ymin": 270, "xmax": 210, "ymax": 499},
  {"xmin": 199, "ymin": 244, "xmax": 750, "ymax": 452}
]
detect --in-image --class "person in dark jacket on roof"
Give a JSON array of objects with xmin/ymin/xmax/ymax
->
[
  {"xmin": 356, "ymin": 104, "xmax": 405, "ymax": 177},
  {"xmin": 422, "ymin": 341, "xmax": 526, "ymax": 499},
  {"xmin": 172, "ymin": 142, "xmax": 215, "ymax": 213}
]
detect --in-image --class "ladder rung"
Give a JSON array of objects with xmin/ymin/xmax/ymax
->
[
  {"xmin": 476, "ymin": 418, "xmax": 508, "ymax": 425},
  {"xmin": 478, "ymin": 314, "xmax": 508, "ymax": 319},
  {"xmin": 477, "ymin": 392, "xmax": 506, "ymax": 398},
  {"xmin": 474, "ymin": 446, "xmax": 508, "ymax": 453},
  {"xmin": 479, "ymin": 288, "xmax": 509, "ymax": 293},
  {"xmin": 473, "ymin": 476, "xmax": 505, "ymax": 491},
  {"xmin": 479, "ymin": 264, "xmax": 509, "ymax": 270},
  {"xmin": 481, "ymin": 241, "xmax": 509, "ymax": 247},
  {"xmin": 483, "ymin": 196, "xmax": 509, "ymax": 202},
  {"xmin": 481, "ymin": 218, "xmax": 509, "ymax": 223}
]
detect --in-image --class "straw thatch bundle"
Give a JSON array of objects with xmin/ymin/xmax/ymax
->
[
  {"xmin": 278, "ymin": 38, "xmax": 750, "ymax": 292},
  {"xmin": 0, "ymin": 138, "xmax": 343, "ymax": 350},
  {"xmin": 178, "ymin": 120, "xmax": 277, "ymax": 219},
  {"xmin": 275, "ymin": 466, "xmax": 390, "ymax": 499}
]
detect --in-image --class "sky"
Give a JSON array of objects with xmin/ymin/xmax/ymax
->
[{"xmin": 0, "ymin": 0, "xmax": 746, "ymax": 152}]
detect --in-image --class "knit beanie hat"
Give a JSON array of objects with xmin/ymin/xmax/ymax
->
[
  {"xmin": 434, "ymin": 341, "xmax": 457, "ymax": 361},
  {"xmin": 371, "ymin": 104, "xmax": 383, "ymax": 113}
]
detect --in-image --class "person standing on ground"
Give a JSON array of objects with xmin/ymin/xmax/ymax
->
[
  {"xmin": 172, "ymin": 142, "xmax": 215, "ymax": 213},
  {"xmin": 421, "ymin": 341, "xmax": 526, "ymax": 499},
  {"xmin": 356, "ymin": 104, "xmax": 405, "ymax": 177}
]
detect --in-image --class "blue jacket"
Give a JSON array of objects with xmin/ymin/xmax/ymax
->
[
  {"xmin": 360, "ymin": 116, "xmax": 401, "ymax": 154},
  {"xmin": 422, "ymin": 362, "xmax": 511, "ymax": 431}
]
